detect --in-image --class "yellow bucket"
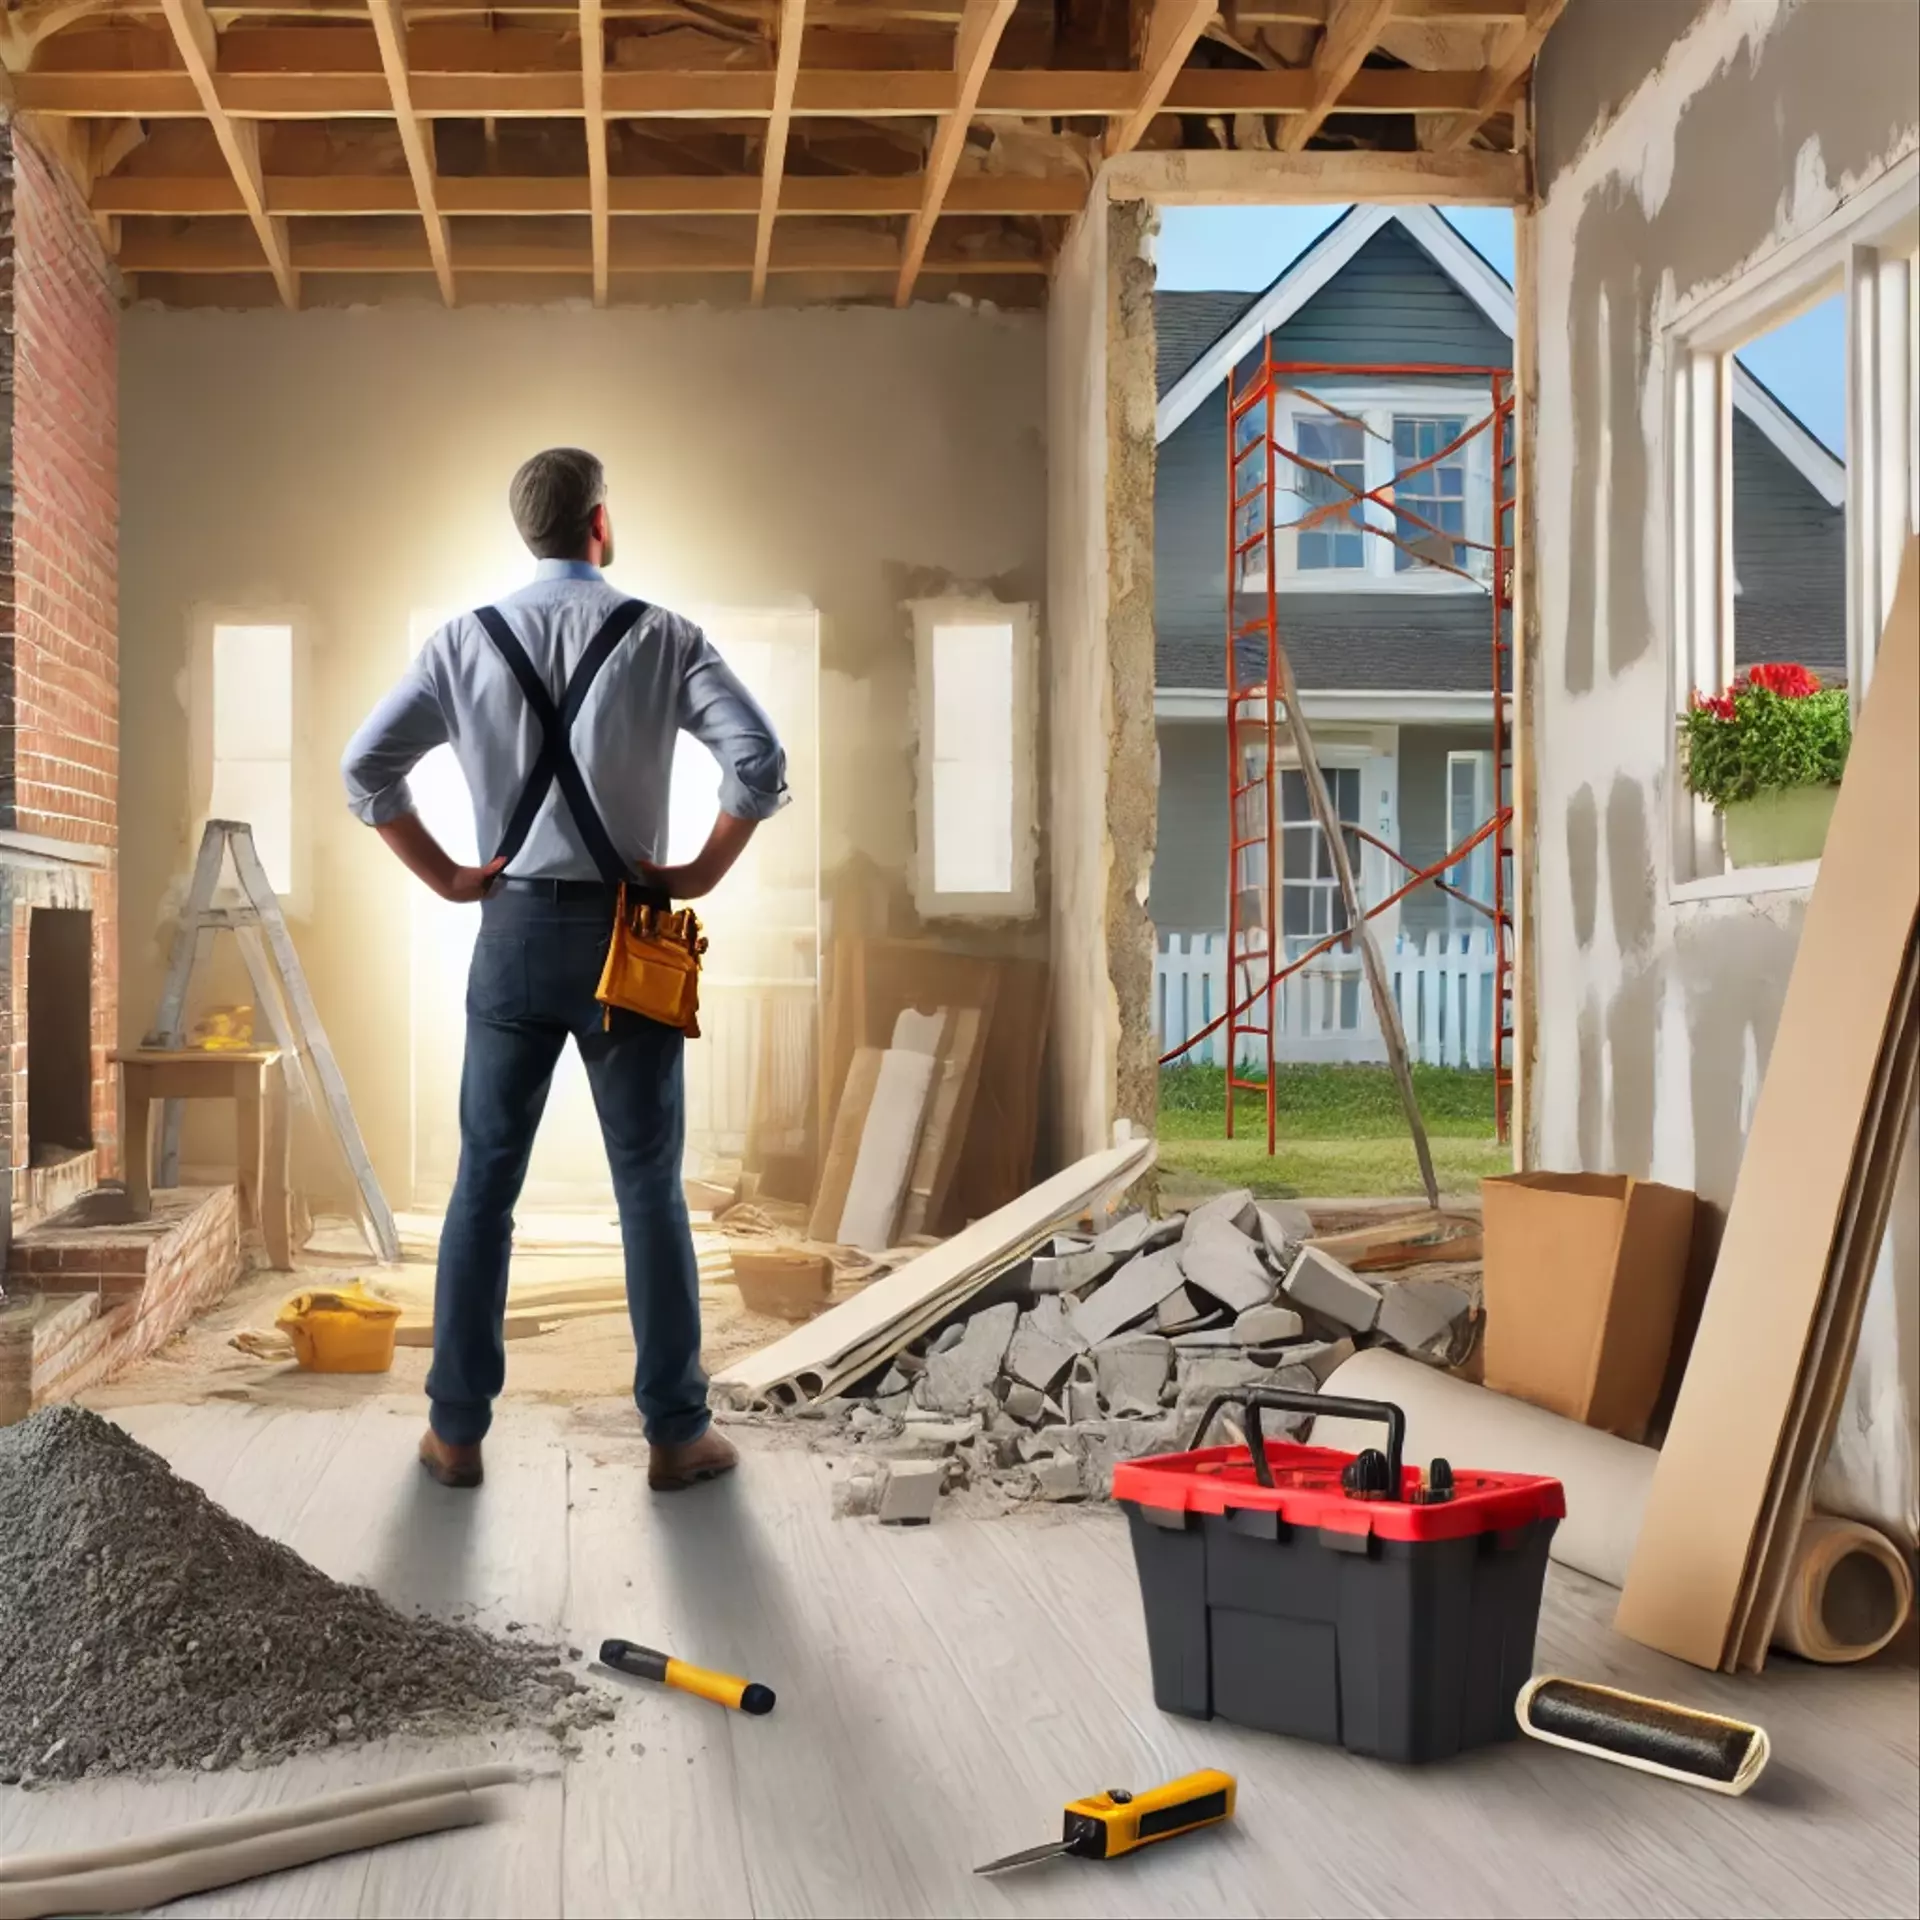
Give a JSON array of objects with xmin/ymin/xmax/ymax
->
[{"xmin": 275, "ymin": 1281, "xmax": 402, "ymax": 1374}]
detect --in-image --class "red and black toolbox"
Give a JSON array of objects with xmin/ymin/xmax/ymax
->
[{"xmin": 1111, "ymin": 1387, "xmax": 1565, "ymax": 1764}]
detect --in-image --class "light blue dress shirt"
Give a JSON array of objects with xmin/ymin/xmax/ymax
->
[{"xmin": 341, "ymin": 560, "xmax": 789, "ymax": 880}]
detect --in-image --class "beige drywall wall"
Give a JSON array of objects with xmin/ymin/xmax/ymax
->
[
  {"xmin": 1531, "ymin": 0, "xmax": 1918, "ymax": 1542},
  {"xmin": 119, "ymin": 298, "xmax": 1046, "ymax": 1207},
  {"xmin": 1044, "ymin": 192, "xmax": 1160, "ymax": 1170}
]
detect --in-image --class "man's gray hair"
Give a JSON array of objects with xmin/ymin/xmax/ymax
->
[{"xmin": 509, "ymin": 447, "xmax": 607, "ymax": 559}]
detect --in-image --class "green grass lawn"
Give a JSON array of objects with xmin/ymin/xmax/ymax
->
[{"xmin": 1157, "ymin": 1063, "xmax": 1511, "ymax": 1200}]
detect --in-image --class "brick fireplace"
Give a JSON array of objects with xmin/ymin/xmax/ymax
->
[{"xmin": 0, "ymin": 122, "xmax": 123, "ymax": 1245}]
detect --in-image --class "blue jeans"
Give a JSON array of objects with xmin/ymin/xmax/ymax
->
[{"xmin": 426, "ymin": 886, "xmax": 710, "ymax": 1449}]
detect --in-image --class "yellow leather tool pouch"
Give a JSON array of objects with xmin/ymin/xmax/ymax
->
[{"xmin": 596, "ymin": 887, "xmax": 707, "ymax": 1037}]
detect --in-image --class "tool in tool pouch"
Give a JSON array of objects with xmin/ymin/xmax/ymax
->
[
  {"xmin": 973, "ymin": 1771, "xmax": 1236, "ymax": 1875},
  {"xmin": 474, "ymin": 600, "xmax": 706, "ymax": 1037}
]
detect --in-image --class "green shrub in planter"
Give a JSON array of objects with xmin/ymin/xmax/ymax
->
[{"xmin": 1680, "ymin": 662, "xmax": 1850, "ymax": 866}]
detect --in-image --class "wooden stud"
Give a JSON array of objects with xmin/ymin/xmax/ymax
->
[
  {"xmin": 367, "ymin": 0, "xmax": 455, "ymax": 304},
  {"xmin": 752, "ymin": 0, "xmax": 806, "ymax": 305},
  {"xmin": 1276, "ymin": 0, "xmax": 1394, "ymax": 152},
  {"xmin": 581, "ymin": 0, "xmax": 608, "ymax": 304},
  {"xmin": 1106, "ymin": 0, "xmax": 1218, "ymax": 161},
  {"xmin": 894, "ymin": 0, "xmax": 1015, "ymax": 308},
  {"xmin": 154, "ymin": 0, "xmax": 298, "ymax": 304},
  {"xmin": 1428, "ymin": 0, "xmax": 1565, "ymax": 152}
]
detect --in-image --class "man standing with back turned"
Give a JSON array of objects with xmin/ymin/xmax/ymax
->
[{"xmin": 341, "ymin": 448, "xmax": 787, "ymax": 1493}]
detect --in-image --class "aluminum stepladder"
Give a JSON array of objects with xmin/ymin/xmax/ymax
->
[{"xmin": 145, "ymin": 819, "xmax": 401, "ymax": 1263}]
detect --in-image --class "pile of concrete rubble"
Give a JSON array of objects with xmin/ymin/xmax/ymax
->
[{"xmin": 804, "ymin": 1190, "xmax": 1476, "ymax": 1525}]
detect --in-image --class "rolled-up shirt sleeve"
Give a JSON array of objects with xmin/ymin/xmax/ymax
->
[
  {"xmin": 677, "ymin": 628, "xmax": 790, "ymax": 822},
  {"xmin": 341, "ymin": 648, "xmax": 449, "ymax": 827}
]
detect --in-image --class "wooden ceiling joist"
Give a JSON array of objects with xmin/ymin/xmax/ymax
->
[
  {"xmin": 752, "ymin": 0, "xmax": 806, "ymax": 304},
  {"xmin": 153, "ymin": 0, "xmax": 297, "ymax": 304},
  {"xmin": 581, "ymin": 0, "xmax": 609, "ymax": 301},
  {"xmin": 114, "ymin": 225, "xmax": 1048, "ymax": 277},
  {"xmin": 893, "ymin": 0, "xmax": 1014, "ymax": 307},
  {"xmin": 1427, "ymin": 0, "xmax": 1564, "ymax": 151},
  {"xmin": 12, "ymin": 61, "xmax": 1493, "ymax": 122},
  {"xmin": 1107, "ymin": 0, "xmax": 1218, "ymax": 161},
  {"xmin": 1278, "ymin": 0, "xmax": 1398, "ymax": 153},
  {"xmin": 92, "ymin": 171, "xmax": 1090, "ymax": 219},
  {"xmin": 365, "ymin": 0, "xmax": 455, "ymax": 303}
]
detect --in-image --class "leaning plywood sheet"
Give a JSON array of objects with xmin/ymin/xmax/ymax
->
[
  {"xmin": 836, "ymin": 1047, "xmax": 938, "ymax": 1252},
  {"xmin": 808, "ymin": 1049, "xmax": 884, "ymax": 1244},
  {"xmin": 1732, "ymin": 945, "xmax": 1918, "ymax": 1670},
  {"xmin": 712, "ymin": 1136, "xmax": 1155, "ymax": 1404},
  {"xmin": 1616, "ymin": 536, "xmax": 1920, "ymax": 1672}
]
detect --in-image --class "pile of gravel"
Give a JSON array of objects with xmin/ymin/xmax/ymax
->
[{"xmin": 0, "ymin": 1406, "xmax": 610, "ymax": 1784}]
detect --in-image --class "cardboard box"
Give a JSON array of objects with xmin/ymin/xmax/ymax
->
[{"xmin": 1479, "ymin": 1173, "xmax": 1697, "ymax": 1443}]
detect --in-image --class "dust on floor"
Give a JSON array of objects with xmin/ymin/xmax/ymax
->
[{"xmin": 82, "ymin": 1209, "xmax": 848, "ymax": 1415}]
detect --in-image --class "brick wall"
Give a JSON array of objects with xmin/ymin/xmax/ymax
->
[{"xmin": 0, "ymin": 125, "xmax": 123, "ymax": 1198}]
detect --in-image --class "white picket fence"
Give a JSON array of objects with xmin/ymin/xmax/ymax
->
[{"xmin": 1156, "ymin": 927, "xmax": 1500, "ymax": 1070}]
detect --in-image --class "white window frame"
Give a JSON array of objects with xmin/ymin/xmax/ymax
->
[
  {"xmin": 1445, "ymin": 748, "xmax": 1496, "ymax": 926},
  {"xmin": 1666, "ymin": 150, "xmax": 1919, "ymax": 904},
  {"xmin": 909, "ymin": 598, "xmax": 1039, "ymax": 923},
  {"xmin": 191, "ymin": 610, "xmax": 305, "ymax": 917},
  {"xmin": 1240, "ymin": 383, "xmax": 1497, "ymax": 596}
]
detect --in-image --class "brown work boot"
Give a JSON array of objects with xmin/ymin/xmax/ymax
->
[
  {"xmin": 648, "ymin": 1426, "xmax": 739, "ymax": 1493},
  {"xmin": 419, "ymin": 1428, "xmax": 484, "ymax": 1489}
]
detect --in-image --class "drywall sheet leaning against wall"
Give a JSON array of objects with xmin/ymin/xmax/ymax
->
[{"xmin": 1616, "ymin": 539, "xmax": 1920, "ymax": 1673}]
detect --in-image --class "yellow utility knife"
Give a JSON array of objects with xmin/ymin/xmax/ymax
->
[{"xmin": 973, "ymin": 1770, "xmax": 1236, "ymax": 1875}]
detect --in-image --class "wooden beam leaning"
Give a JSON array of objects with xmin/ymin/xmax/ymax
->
[
  {"xmin": 1276, "ymin": 0, "xmax": 1394, "ymax": 152},
  {"xmin": 366, "ymin": 0, "xmax": 454, "ymax": 303},
  {"xmin": 752, "ymin": 0, "xmax": 805, "ymax": 304},
  {"xmin": 894, "ymin": 0, "xmax": 1015, "ymax": 308},
  {"xmin": 581, "ymin": 0, "xmax": 608, "ymax": 303},
  {"xmin": 1106, "ymin": 0, "xmax": 1217, "ymax": 161},
  {"xmin": 154, "ymin": 0, "xmax": 297, "ymax": 305},
  {"xmin": 1427, "ymin": 0, "xmax": 1564, "ymax": 152}
]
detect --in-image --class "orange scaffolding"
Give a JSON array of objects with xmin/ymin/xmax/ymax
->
[{"xmin": 1160, "ymin": 342, "xmax": 1516, "ymax": 1148}]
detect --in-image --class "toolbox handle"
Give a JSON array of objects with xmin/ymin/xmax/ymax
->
[{"xmin": 1189, "ymin": 1388, "xmax": 1406, "ymax": 1493}]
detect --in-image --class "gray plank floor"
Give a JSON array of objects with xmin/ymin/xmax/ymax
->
[{"xmin": 2, "ymin": 1398, "xmax": 1914, "ymax": 1919}]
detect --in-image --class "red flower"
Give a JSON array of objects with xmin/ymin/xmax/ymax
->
[
  {"xmin": 1689, "ymin": 689, "xmax": 1736, "ymax": 722},
  {"xmin": 1743, "ymin": 661, "xmax": 1822, "ymax": 699}
]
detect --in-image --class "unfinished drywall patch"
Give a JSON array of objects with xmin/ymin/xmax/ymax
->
[
  {"xmin": 1533, "ymin": 0, "xmax": 1917, "ymax": 1540},
  {"xmin": 119, "ymin": 300, "xmax": 1046, "ymax": 1204}
]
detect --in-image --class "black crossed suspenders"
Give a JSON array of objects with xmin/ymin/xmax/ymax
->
[{"xmin": 472, "ymin": 598, "xmax": 648, "ymax": 885}]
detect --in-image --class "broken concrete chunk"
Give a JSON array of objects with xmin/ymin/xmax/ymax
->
[
  {"xmin": 1155, "ymin": 1283, "xmax": 1212, "ymax": 1333},
  {"xmin": 1375, "ymin": 1280, "xmax": 1472, "ymax": 1355},
  {"xmin": 1234, "ymin": 1303, "xmax": 1305, "ymax": 1347},
  {"xmin": 832, "ymin": 1471, "xmax": 882, "ymax": 1519},
  {"xmin": 1182, "ymin": 1188, "xmax": 1259, "ymax": 1240},
  {"xmin": 1001, "ymin": 1380, "xmax": 1047, "ymax": 1425},
  {"xmin": 1291, "ymin": 1336, "xmax": 1357, "ymax": 1384},
  {"xmin": 1028, "ymin": 1457, "xmax": 1085, "ymax": 1502},
  {"xmin": 876, "ymin": 1460, "xmax": 946, "ymax": 1525},
  {"xmin": 1174, "ymin": 1350, "xmax": 1274, "ymax": 1402},
  {"xmin": 1093, "ymin": 1335, "xmax": 1173, "ymax": 1417},
  {"xmin": 1004, "ymin": 1297, "xmax": 1090, "ymax": 1393},
  {"xmin": 927, "ymin": 1322, "xmax": 969, "ymax": 1358},
  {"xmin": 1256, "ymin": 1201, "xmax": 1314, "ymax": 1266},
  {"xmin": 1051, "ymin": 1233, "xmax": 1094, "ymax": 1257},
  {"xmin": 1069, "ymin": 1246, "xmax": 1187, "ymax": 1346},
  {"xmin": 1089, "ymin": 1210, "xmax": 1152, "ymax": 1256},
  {"xmin": 1068, "ymin": 1416, "xmax": 1182, "ymax": 1495},
  {"xmin": 1170, "ymin": 1328, "xmax": 1239, "ymax": 1350},
  {"xmin": 1063, "ymin": 1354, "xmax": 1102, "ymax": 1425},
  {"xmin": 1283, "ymin": 1247, "xmax": 1382, "ymax": 1333},
  {"xmin": 1179, "ymin": 1217, "xmax": 1277, "ymax": 1313},
  {"xmin": 922, "ymin": 1302, "xmax": 1019, "ymax": 1412},
  {"xmin": 1030, "ymin": 1250, "xmax": 1119, "ymax": 1295}
]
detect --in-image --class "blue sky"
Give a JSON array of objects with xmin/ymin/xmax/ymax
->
[{"xmin": 1154, "ymin": 207, "xmax": 1846, "ymax": 457}]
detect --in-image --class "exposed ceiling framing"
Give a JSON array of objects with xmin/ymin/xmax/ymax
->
[{"xmin": 0, "ymin": 0, "xmax": 1563, "ymax": 309}]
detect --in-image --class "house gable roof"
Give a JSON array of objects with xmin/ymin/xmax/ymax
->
[{"xmin": 1154, "ymin": 204, "xmax": 1844, "ymax": 509}]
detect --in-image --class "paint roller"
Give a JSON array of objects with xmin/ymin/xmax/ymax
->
[{"xmin": 1516, "ymin": 1678, "xmax": 1770, "ymax": 1795}]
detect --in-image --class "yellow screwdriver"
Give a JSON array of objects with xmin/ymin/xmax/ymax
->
[{"xmin": 974, "ymin": 1770, "xmax": 1236, "ymax": 1874}]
